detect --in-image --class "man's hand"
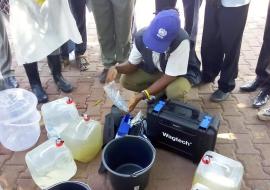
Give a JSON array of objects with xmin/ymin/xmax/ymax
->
[
  {"xmin": 105, "ymin": 66, "xmax": 118, "ymax": 83},
  {"xmin": 128, "ymin": 93, "xmax": 144, "ymax": 112}
]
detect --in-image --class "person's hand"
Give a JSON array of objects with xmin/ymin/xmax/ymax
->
[
  {"xmin": 106, "ymin": 66, "xmax": 118, "ymax": 83},
  {"xmin": 128, "ymin": 93, "xmax": 144, "ymax": 112}
]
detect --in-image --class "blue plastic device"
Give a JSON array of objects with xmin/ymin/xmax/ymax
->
[
  {"xmin": 199, "ymin": 115, "xmax": 212, "ymax": 130},
  {"xmin": 153, "ymin": 100, "xmax": 166, "ymax": 113},
  {"xmin": 116, "ymin": 114, "xmax": 132, "ymax": 137}
]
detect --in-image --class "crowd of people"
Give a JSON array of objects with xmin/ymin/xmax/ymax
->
[{"xmin": 0, "ymin": 0, "xmax": 270, "ymax": 120}]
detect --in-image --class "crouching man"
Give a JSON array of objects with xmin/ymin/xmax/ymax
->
[{"xmin": 106, "ymin": 9, "xmax": 200, "ymax": 112}]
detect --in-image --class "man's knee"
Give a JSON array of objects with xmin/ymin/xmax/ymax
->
[
  {"xmin": 166, "ymin": 77, "xmax": 191, "ymax": 100},
  {"xmin": 120, "ymin": 74, "xmax": 140, "ymax": 92}
]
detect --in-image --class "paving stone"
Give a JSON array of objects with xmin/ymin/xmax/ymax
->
[
  {"xmin": 246, "ymin": 180, "xmax": 270, "ymax": 190},
  {"xmin": 5, "ymin": 151, "xmax": 28, "ymax": 165},
  {"xmin": 240, "ymin": 108, "xmax": 266, "ymax": 125},
  {"xmin": 215, "ymin": 144, "xmax": 236, "ymax": 159},
  {"xmin": 89, "ymin": 88, "xmax": 105, "ymax": 101},
  {"xmin": 0, "ymin": 155, "xmax": 10, "ymax": 168},
  {"xmin": 16, "ymin": 179, "xmax": 37, "ymax": 190},
  {"xmin": 222, "ymin": 101, "xmax": 242, "ymax": 116},
  {"xmin": 224, "ymin": 116, "xmax": 249, "ymax": 133},
  {"xmin": 0, "ymin": 165, "xmax": 25, "ymax": 190},
  {"xmin": 235, "ymin": 134, "xmax": 260, "ymax": 154},
  {"xmin": 237, "ymin": 155, "xmax": 270, "ymax": 180},
  {"xmin": 255, "ymin": 144, "xmax": 270, "ymax": 167},
  {"xmin": 247, "ymin": 125, "xmax": 270, "ymax": 144}
]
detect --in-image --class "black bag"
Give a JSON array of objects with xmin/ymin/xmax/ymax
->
[{"xmin": 146, "ymin": 100, "xmax": 220, "ymax": 163}]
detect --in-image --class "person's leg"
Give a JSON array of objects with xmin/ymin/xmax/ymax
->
[
  {"xmin": 182, "ymin": 0, "xmax": 202, "ymax": 44},
  {"xmin": 0, "ymin": 13, "xmax": 18, "ymax": 89},
  {"xmin": 218, "ymin": 4, "xmax": 249, "ymax": 93},
  {"xmin": 112, "ymin": 0, "xmax": 135, "ymax": 63},
  {"xmin": 120, "ymin": 69, "xmax": 162, "ymax": 92},
  {"xmin": 201, "ymin": 0, "xmax": 223, "ymax": 83},
  {"xmin": 24, "ymin": 62, "xmax": 48, "ymax": 103},
  {"xmin": 91, "ymin": 0, "xmax": 116, "ymax": 67},
  {"xmin": 68, "ymin": 0, "xmax": 89, "ymax": 71},
  {"xmin": 47, "ymin": 50, "xmax": 73, "ymax": 93},
  {"xmin": 256, "ymin": 0, "xmax": 270, "ymax": 83},
  {"xmin": 166, "ymin": 77, "xmax": 191, "ymax": 101},
  {"xmin": 155, "ymin": 0, "xmax": 177, "ymax": 13}
]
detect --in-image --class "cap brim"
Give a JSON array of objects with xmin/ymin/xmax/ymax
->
[{"xmin": 143, "ymin": 28, "xmax": 170, "ymax": 53}]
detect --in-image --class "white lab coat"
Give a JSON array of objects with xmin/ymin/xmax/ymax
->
[{"xmin": 10, "ymin": 0, "xmax": 82, "ymax": 65}]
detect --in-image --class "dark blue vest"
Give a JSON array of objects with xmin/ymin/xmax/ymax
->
[{"xmin": 134, "ymin": 27, "xmax": 201, "ymax": 85}]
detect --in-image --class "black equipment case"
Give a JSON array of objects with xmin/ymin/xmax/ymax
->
[{"xmin": 146, "ymin": 100, "xmax": 220, "ymax": 163}]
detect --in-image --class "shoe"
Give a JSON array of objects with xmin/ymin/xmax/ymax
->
[
  {"xmin": 23, "ymin": 62, "xmax": 48, "ymax": 103},
  {"xmin": 258, "ymin": 107, "xmax": 270, "ymax": 121},
  {"xmin": 31, "ymin": 84, "xmax": 48, "ymax": 103},
  {"xmin": 47, "ymin": 55, "xmax": 73, "ymax": 93},
  {"xmin": 4, "ymin": 76, "xmax": 19, "ymax": 88},
  {"xmin": 240, "ymin": 78, "xmax": 261, "ymax": 92},
  {"xmin": 252, "ymin": 88, "xmax": 270, "ymax": 108},
  {"xmin": 76, "ymin": 55, "xmax": 89, "ymax": 71},
  {"xmin": 210, "ymin": 89, "xmax": 230, "ymax": 102},
  {"xmin": 99, "ymin": 68, "xmax": 109, "ymax": 84}
]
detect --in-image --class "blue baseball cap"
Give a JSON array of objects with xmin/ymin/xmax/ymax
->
[{"xmin": 143, "ymin": 9, "xmax": 180, "ymax": 53}]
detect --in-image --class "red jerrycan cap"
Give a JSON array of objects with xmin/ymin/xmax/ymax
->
[
  {"xmin": 201, "ymin": 154, "xmax": 212, "ymax": 165},
  {"xmin": 56, "ymin": 138, "xmax": 64, "ymax": 147},
  {"xmin": 66, "ymin": 98, "xmax": 74, "ymax": 104},
  {"xmin": 83, "ymin": 114, "xmax": 90, "ymax": 121}
]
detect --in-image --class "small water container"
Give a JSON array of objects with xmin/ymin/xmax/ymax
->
[
  {"xmin": 60, "ymin": 115, "xmax": 103, "ymax": 163},
  {"xmin": 192, "ymin": 151, "xmax": 244, "ymax": 190},
  {"xmin": 41, "ymin": 97, "xmax": 80, "ymax": 138},
  {"xmin": 25, "ymin": 138, "xmax": 77, "ymax": 189},
  {"xmin": 0, "ymin": 88, "xmax": 40, "ymax": 151}
]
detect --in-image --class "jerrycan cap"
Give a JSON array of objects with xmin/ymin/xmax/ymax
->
[
  {"xmin": 55, "ymin": 138, "xmax": 64, "ymax": 147},
  {"xmin": 201, "ymin": 154, "xmax": 213, "ymax": 165},
  {"xmin": 83, "ymin": 114, "xmax": 91, "ymax": 121},
  {"xmin": 66, "ymin": 98, "xmax": 74, "ymax": 104}
]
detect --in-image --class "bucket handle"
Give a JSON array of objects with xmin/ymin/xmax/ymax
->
[{"xmin": 131, "ymin": 168, "xmax": 145, "ymax": 178}]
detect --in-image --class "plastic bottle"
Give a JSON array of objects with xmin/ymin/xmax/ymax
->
[
  {"xmin": 192, "ymin": 151, "xmax": 244, "ymax": 190},
  {"xmin": 60, "ymin": 115, "xmax": 103, "ymax": 163},
  {"xmin": 104, "ymin": 81, "xmax": 128, "ymax": 112},
  {"xmin": 25, "ymin": 138, "xmax": 77, "ymax": 189}
]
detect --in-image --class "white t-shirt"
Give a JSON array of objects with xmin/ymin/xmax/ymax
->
[
  {"xmin": 128, "ymin": 39, "xmax": 190, "ymax": 77},
  {"xmin": 221, "ymin": 0, "xmax": 250, "ymax": 7}
]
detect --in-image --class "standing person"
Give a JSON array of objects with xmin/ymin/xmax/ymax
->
[
  {"xmin": 10, "ymin": 0, "xmax": 82, "ymax": 102},
  {"xmin": 155, "ymin": 0, "xmax": 202, "ymax": 85},
  {"xmin": 201, "ymin": 0, "xmax": 250, "ymax": 102},
  {"xmin": 240, "ymin": 0, "xmax": 270, "ymax": 109},
  {"xmin": 61, "ymin": 0, "xmax": 89, "ymax": 71},
  {"xmin": 0, "ymin": 0, "xmax": 18, "ymax": 90},
  {"xmin": 90, "ymin": 0, "xmax": 135, "ymax": 83},
  {"xmin": 106, "ymin": 9, "xmax": 199, "ymax": 112}
]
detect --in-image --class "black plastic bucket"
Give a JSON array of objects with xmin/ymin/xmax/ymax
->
[
  {"xmin": 46, "ymin": 181, "xmax": 91, "ymax": 190},
  {"xmin": 102, "ymin": 136, "xmax": 156, "ymax": 190}
]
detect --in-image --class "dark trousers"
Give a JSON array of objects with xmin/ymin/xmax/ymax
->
[
  {"xmin": 256, "ymin": 0, "xmax": 270, "ymax": 86},
  {"xmin": 155, "ymin": 0, "xmax": 202, "ymax": 45},
  {"xmin": 201, "ymin": 1, "xmax": 249, "ymax": 92},
  {"xmin": 61, "ymin": 0, "xmax": 87, "ymax": 58}
]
